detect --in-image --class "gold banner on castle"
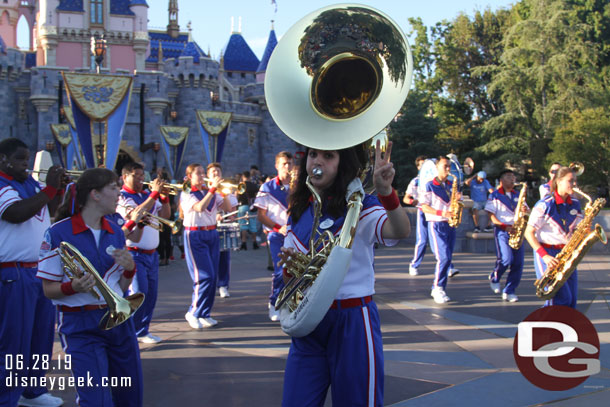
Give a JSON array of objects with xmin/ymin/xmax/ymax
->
[
  {"xmin": 50, "ymin": 124, "xmax": 73, "ymax": 147},
  {"xmin": 160, "ymin": 126, "xmax": 189, "ymax": 147},
  {"xmin": 196, "ymin": 111, "xmax": 232, "ymax": 136},
  {"xmin": 62, "ymin": 73, "xmax": 133, "ymax": 121},
  {"xmin": 62, "ymin": 105, "xmax": 76, "ymax": 130}
]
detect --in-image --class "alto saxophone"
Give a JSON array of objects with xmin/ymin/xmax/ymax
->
[
  {"xmin": 508, "ymin": 183, "xmax": 529, "ymax": 249},
  {"xmin": 534, "ymin": 188, "xmax": 607, "ymax": 300},
  {"xmin": 448, "ymin": 177, "xmax": 463, "ymax": 228}
]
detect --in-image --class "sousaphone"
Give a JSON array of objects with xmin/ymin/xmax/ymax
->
[{"xmin": 265, "ymin": 4, "xmax": 413, "ymax": 337}]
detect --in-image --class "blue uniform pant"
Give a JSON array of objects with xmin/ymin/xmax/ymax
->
[
  {"xmin": 410, "ymin": 209, "xmax": 428, "ymax": 269},
  {"xmin": 428, "ymin": 222, "xmax": 456, "ymax": 290},
  {"xmin": 130, "ymin": 251, "xmax": 159, "ymax": 337},
  {"xmin": 0, "ymin": 265, "xmax": 55, "ymax": 406},
  {"xmin": 268, "ymin": 232, "xmax": 285, "ymax": 307},
  {"xmin": 534, "ymin": 247, "xmax": 578, "ymax": 308},
  {"xmin": 58, "ymin": 309, "xmax": 143, "ymax": 407},
  {"xmin": 218, "ymin": 251, "xmax": 230, "ymax": 288},
  {"xmin": 283, "ymin": 300, "xmax": 383, "ymax": 407},
  {"xmin": 185, "ymin": 229, "xmax": 220, "ymax": 318},
  {"xmin": 490, "ymin": 228, "xmax": 524, "ymax": 294}
]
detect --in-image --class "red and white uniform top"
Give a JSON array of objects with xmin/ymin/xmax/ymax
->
[
  {"xmin": 0, "ymin": 172, "xmax": 50, "ymax": 262},
  {"xmin": 284, "ymin": 195, "xmax": 397, "ymax": 299},
  {"xmin": 421, "ymin": 178, "xmax": 461, "ymax": 223},
  {"xmin": 404, "ymin": 176, "xmax": 419, "ymax": 206},
  {"xmin": 253, "ymin": 176, "xmax": 289, "ymax": 231},
  {"xmin": 117, "ymin": 186, "xmax": 162, "ymax": 250},
  {"xmin": 36, "ymin": 213, "xmax": 128, "ymax": 307},
  {"xmin": 527, "ymin": 192, "xmax": 583, "ymax": 246},
  {"xmin": 484, "ymin": 186, "xmax": 529, "ymax": 225},
  {"xmin": 180, "ymin": 187, "xmax": 225, "ymax": 227}
]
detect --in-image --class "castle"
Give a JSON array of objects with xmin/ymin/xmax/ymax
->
[{"xmin": 0, "ymin": 0, "xmax": 296, "ymax": 178}]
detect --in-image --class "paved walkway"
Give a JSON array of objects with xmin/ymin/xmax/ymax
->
[{"xmin": 45, "ymin": 242, "xmax": 609, "ymax": 406}]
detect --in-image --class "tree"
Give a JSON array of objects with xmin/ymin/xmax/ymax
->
[
  {"xmin": 481, "ymin": 0, "xmax": 601, "ymax": 174},
  {"xmin": 547, "ymin": 107, "xmax": 610, "ymax": 190}
]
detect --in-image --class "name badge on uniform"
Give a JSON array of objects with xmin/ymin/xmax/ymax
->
[
  {"xmin": 116, "ymin": 218, "xmax": 125, "ymax": 226},
  {"xmin": 320, "ymin": 219, "xmax": 334, "ymax": 229},
  {"xmin": 106, "ymin": 245, "xmax": 116, "ymax": 256},
  {"xmin": 570, "ymin": 209, "xmax": 578, "ymax": 216}
]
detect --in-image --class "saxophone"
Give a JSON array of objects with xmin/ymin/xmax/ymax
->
[
  {"xmin": 508, "ymin": 183, "xmax": 529, "ymax": 249},
  {"xmin": 534, "ymin": 188, "xmax": 607, "ymax": 300},
  {"xmin": 448, "ymin": 177, "xmax": 464, "ymax": 228}
]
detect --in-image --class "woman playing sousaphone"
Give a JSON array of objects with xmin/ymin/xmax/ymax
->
[
  {"xmin": 278, "ymin": 140, "xmax": 410, "ymax": 406},
  {"xmin": 36, "ymin": 168, "xmax": 143, "ymax": 407}
]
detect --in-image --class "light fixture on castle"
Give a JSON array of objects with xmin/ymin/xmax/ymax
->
[{"xmin": 90, "ymin": 33, "xmax": 107, "ymax": 74}]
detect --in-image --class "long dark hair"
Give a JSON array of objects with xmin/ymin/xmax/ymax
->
[
  {"xmin": 55, "ymin": 168, "xmax": 118, "ymax": 222},
  {"xmin": 551, "ymin": 166, "xmax": 574, "ymax": 193},
  {"xmin": 288, "ymin": 145, "xmax": 367, "ymax": 223}
]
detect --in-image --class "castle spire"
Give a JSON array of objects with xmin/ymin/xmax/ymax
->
[{"xmin": 168, "ymin": 0, "xmax": 180, "ymax": 39}]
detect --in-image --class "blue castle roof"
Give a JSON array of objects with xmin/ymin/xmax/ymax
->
[
  {"xmin": 110, "ymin": 0, "xmax": 135, "ymax": 15},
  {"xmin": 223, "ymin": 33, "xmax": 260, "ymax": 72},
  {"xmin": 130, "ymin": 0, "xmax": 148, "ymax": 5},
  {"xmin": 56, "ymin": 1, "xmax": 137, "ymax": 14},
  {"xmin": 56, "ymin": 0, "xmax": 83, "ymax": 12},
  {"xmin": 146, "ymin": 32, "xmax": 207, "ymax": 64},
  {"xmin": 256, "ymin": 29, "xmax": 277, "ymax": 72}
]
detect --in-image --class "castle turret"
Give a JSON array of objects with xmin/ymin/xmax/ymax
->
[
  {"xmin": 167, "ymin": 0, "xmax": 180, "ymax": 39},
  {"xmin": 130, "ymin": 0, "xmax": 149, "ymax": 71},
  {"xmin": 256, "ymin": 22, "xmax": 277, "ymax": 83}
]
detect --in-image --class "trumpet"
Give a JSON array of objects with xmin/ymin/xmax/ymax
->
[
  {"xmin": 204, "ymin": 178, "xmax": 246, "ymax": 195},
  {"xmin": 142, "ymin": 181, "xmax": 186, "ymax": 196},
  {"xmin": 30, "ymin": 169, "xmax": 84, "ymax": 179},
  {"xmin": 118, "ymin": 204, "xmax": 182, "ymax": 234}
]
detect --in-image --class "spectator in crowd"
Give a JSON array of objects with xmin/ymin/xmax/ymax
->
[{"xmin": 465, "ymin": 171, "xmax": 494, "ymax": 232}]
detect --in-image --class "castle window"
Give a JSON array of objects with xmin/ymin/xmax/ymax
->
[{"xmin": 90, "ymin": 0, "xmax": 103, "ymax": 25}]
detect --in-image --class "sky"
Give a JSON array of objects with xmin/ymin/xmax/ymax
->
[{"xmin": 147, "ymin": 0, "xmax": 517, "ymax": 60}]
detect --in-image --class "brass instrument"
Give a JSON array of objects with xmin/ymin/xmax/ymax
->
[
  {"xmin": 58, "ymin": 242, "xmax": 144, "ymax": 330},
  {"xmin": 447, "ymin": 177, "xmax": 463, "ymax": 228},
  {"xmin": 534, "ymin": 188, "xmax": 607, "ymax": 300},
  {"xmin": 569, "ymin": 162, "xmax": 584, "ymax": 177},
  {"xmin": 118, "ymin": 204, "xmax": 182, "ymax": 234},
  {"xmin": 508, "ymin": 182, "xmax": 529, "ymax": 249},
  {"xmin": 30, "ymin": 169, "xmax": 84, "ymax": 178},
  {"xmin": 144, "ymin": 179, "xmax": 246, "ymax": 195},
  {"xmin": 266, "ymin": 4, "xmax": 413, "ymax": 337}
]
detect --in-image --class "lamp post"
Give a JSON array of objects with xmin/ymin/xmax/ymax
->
[{"xmin": 90, "ymin": 34, "xmax": 107, "ymax": 74}]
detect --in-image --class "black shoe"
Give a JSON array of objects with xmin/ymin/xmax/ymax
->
[
  {"xmin": 240, "ymin": 243, "xmax": 247, "ymax": 251},
  {"xmin": 253, "ymin": 242, "xmax": 260, "ymax": 250}
]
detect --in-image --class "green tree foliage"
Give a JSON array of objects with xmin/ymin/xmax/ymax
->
[{"xmin": 547, "ymin": 107, "xmax": 610, "ymax": 189}]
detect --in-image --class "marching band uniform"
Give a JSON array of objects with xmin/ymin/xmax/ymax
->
[
  {"xmin": 218, "ymin": 193, "xmax": 239, "ymax": 297},
  {"xmin": 254, "ymin": 176, "xmax": 289, "ymax": 318},
  {"xmin": 117, "ymin": 185, "xmax": 164, "ymax": 341},
  {"xmin": 0, "ymin": 171, "xmax": 61, "ymax": 407},
  {"xmin": 539, "ymin": 182, "xmax": 552, "ymax": 200},
  {"xmin": 527, "ymin": 192, "xmax": 583, "ymax": 308},
  {"xmin": 181, "ymin": 185, "xmax": 225, "ymax": 326},
  {"xmin": 405, "ymin": 176, "xmax": 427, "ymax": 275},
  {"xmin": 485, "ymin": 186, "xmax": 526, "ymax": 301},
  {"xmin": 421, "ymin": 177, "xmax": 459, "ymax": 303},
  {"xmin": 36, "ymin": 214, "xmax": 143, "ymax": 407},
  {"xmin": 282, "ymin": 195, "xmax": 396, "ymax": 407}
]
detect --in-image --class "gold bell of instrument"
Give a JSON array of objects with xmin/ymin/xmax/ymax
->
[{"xmin": 59, "ymin": 242, "xmax": 144, "ymax": 330}]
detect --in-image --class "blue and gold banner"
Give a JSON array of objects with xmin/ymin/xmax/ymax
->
[
  {"xmin": 196, "ymin": 110, "xmax": 232, "ymax": 164},
  {"xmin": 159, "ymin": 126, "xmax": 189, "ymax": 179},
  {"xmin": 62, "ymin": 106, "xmax": 85, "ymax": 170},
  {"xmin": 62, "ymin": 72, "xmax": 133, "ymax": 169},
  {"xmin": 50, "ymin": 124, "xmax": 72, "ymax": 168}
]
